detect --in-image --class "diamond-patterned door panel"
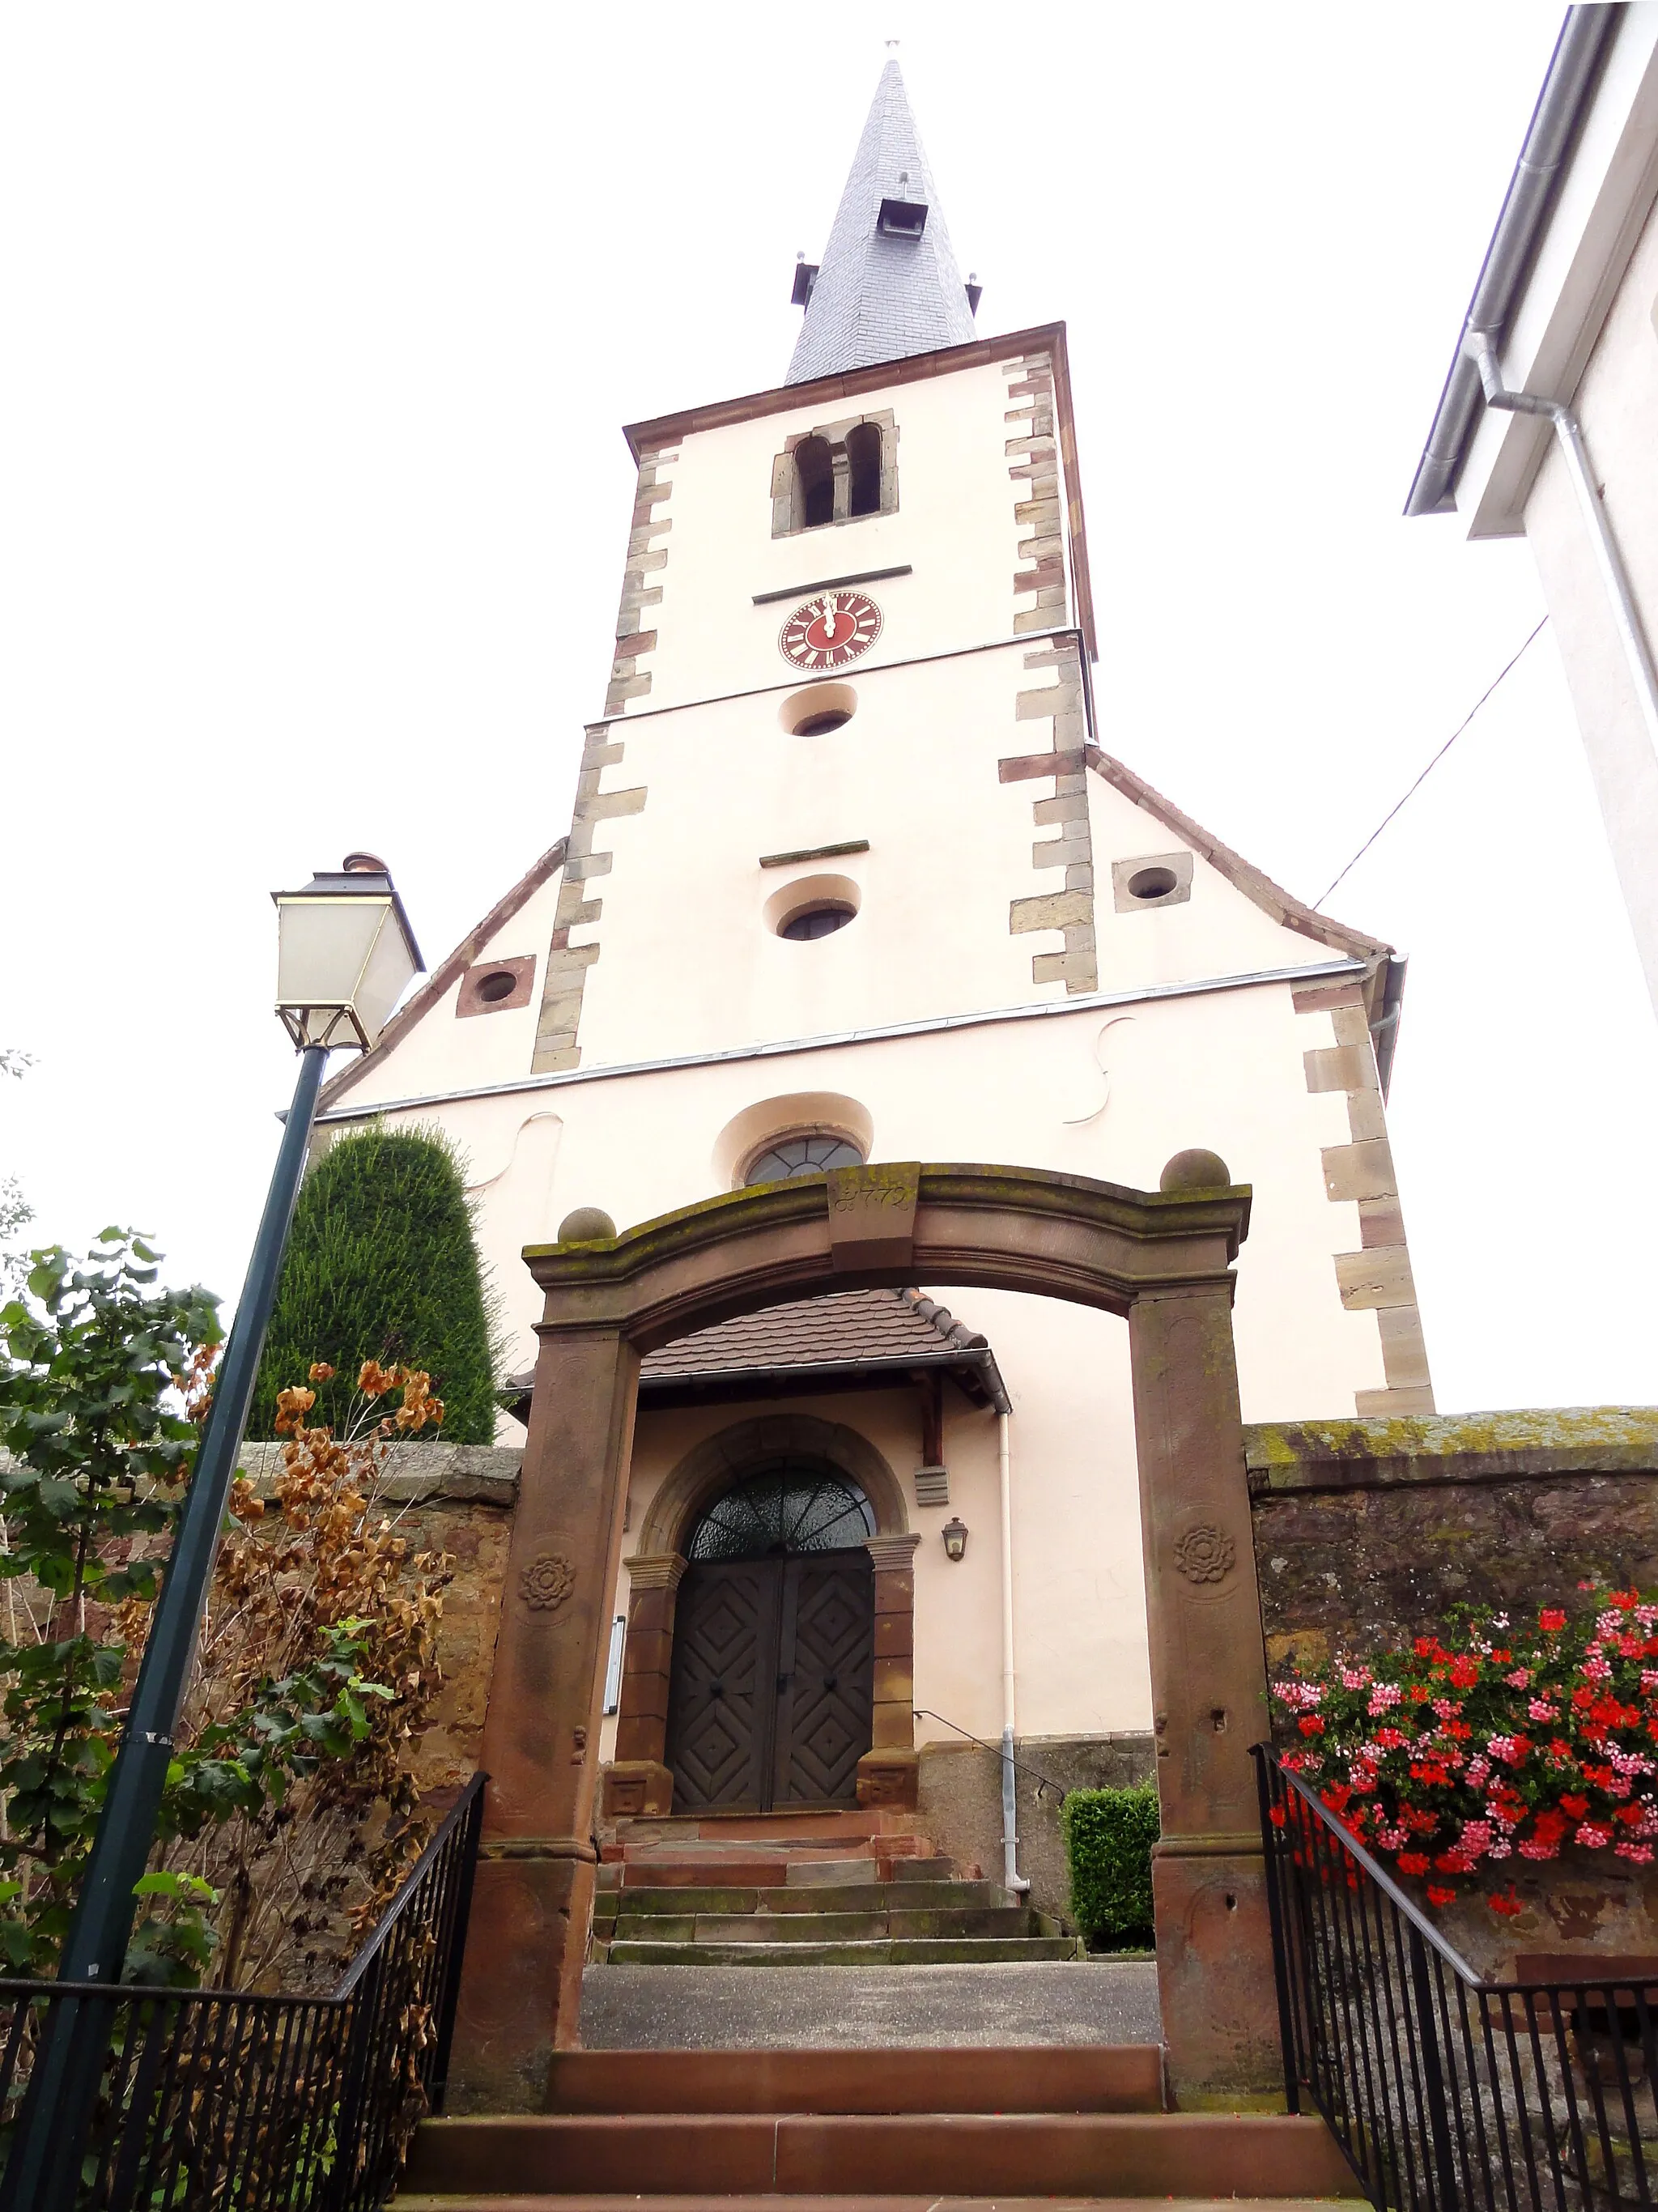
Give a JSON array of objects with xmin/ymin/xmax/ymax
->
[
  {"xmin": 665, "ymin": 1562, "xmax": 777, "ymax": 1811},
  {"xmin": 773, "ymin": 1550, "xmax": 875, "ymax": 1806}
]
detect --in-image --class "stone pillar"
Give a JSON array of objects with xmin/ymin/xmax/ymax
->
[
  {"xmin": 449, "ymin": 1320, "xmax": 640, "ymax": 2112},
  {"xmin": 602, "ymin": 1552, "xmax": 687, "ymax": 1818},
  {"xmin": 1127, "ymin": 1279, "xmax": 1278, "ymax": 2107},
  {"xmin": 857, "ymin": 1531, "xmax": 921, "ymax": 1808}
]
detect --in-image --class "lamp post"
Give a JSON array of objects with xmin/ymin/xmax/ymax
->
[{"xmin": 5, "ymin": 856, "xmax": 422, "ymax": 2212}]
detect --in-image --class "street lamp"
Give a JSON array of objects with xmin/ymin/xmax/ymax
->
[{"xmin": 8, "ymin": 856, "xmax": 422, "ymax": 2212}]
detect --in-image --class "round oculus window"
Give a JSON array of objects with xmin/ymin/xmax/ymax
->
[
  {"xmin": 1128, "ymin": 866, "xmax": 1180, "ymax": 900},
  {"xmin": 475, "ymin": 969, "xmax": 519, "ymax": 1002},
  {"xmin": 779, "ymin": 903, "xmax": 854, "ymax": 942},
  {"xmin": 745, "ymin": 1134, "xmax": 865, "ymax": 1185}
]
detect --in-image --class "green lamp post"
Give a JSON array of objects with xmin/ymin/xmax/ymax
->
[{"xmin": 4, "ymin": 856, "xmax": 422, "ymax": 2212}]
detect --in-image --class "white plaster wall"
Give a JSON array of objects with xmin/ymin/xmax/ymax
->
[
  {"xmin": 1520, "ymin": 191, "xmax": 1658, "ymax": 1012},
  {"xmin": 636, "ymin": 359, "xmax": 1037, "ymax": 716},
  {"xmin": 326, "ymin": 866, "xmax": 564, "ymax": 1115},
  {"xmin": 576, "ymin": 643, "xmax": 1068, "ymax": 1064},
  {"xmin": 362, "ymin": 963, "xmax": 1382, "ymax": 1436}
]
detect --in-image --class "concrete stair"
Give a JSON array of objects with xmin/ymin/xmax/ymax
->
[
  {"xmin": 397, "ymin": 2048, "xmax": 1362, "ymax": 2207},
  {"xmin": 593, "ymin": 1813, "xmax": 1078, "ymax": 1966}
]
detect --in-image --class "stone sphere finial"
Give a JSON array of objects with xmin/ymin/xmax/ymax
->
[
  {"xmin": 558, "ymin": 1206, "xmax": 616, "ymax": 1243},
  {"xmin": 1159, "ymin": 1148, "xmax": 1231, "ymax": 1194}
]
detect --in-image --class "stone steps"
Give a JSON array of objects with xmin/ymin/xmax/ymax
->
[
  {"xmin": 402, "ymin": 2112, "xmax": 1357, "ymax": 2201},
  {"xmin": 538, "ymin": 2047, "xmax": 1165, "ymax": 2110},
  {"xmin": 598, "ymin": 1881, "xmax": 1009, "ymax": 1916},
  {"xmin": 397, "ymin": 2047, "xmax": 1359, "ymax": 2207},
  {"xmin": 593, "ymin": 1823, "xmax": 1072, "ymax": 1969},
  {"xmin": 610, "ymin": 1908, "xmax": 1042, "ymax": 1945},
  {"xmin": 397, "ymin": 2196, "xmax": 1351, "ymax": 2211},
  {"xmin": 602, "ymin": 1856, "xmax": 955, "ymax": 1890},
  {"xmin": 605, "ymin": 1937, "xmax": 1084, "ymax": 1967}
]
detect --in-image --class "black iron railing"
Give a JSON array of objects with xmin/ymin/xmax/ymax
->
[
  {"xmin": 1255, "ymin": 1743, "xmax": 1658, "ymax": 2212},
  {"xmin": 0, "ymin": 1769, "xmax": 483, "ymax": 2212}
]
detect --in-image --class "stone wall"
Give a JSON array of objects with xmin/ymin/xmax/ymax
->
[
  {"xmin": 239, "ymin": 1440, "xmax": 517, "ymax": 1802},
  {"xmin": 1247, "ymin": 1407, "xmax": 1658, "ymax": 1975},
  {"xmin": 1246, "ymin": 1408, "xmax": 1658, "ymax": 1672},
  {"xmin": 917, "ymin": 1729, "xmax": 1154, "ymax": 1929}
]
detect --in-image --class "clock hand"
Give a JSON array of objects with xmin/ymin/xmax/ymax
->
[{"xmin": 819, "ymin": 597, "xmax": 839, "ymax": 642}]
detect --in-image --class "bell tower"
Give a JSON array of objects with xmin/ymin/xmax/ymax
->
[{"xmin": 526, "ymin": 57, "xmax": 1100, "ymax": 1081}]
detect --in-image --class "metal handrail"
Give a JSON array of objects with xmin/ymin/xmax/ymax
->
[
  {"xmin": 0, "ymin": 1770, "xmax": 486, "ymax": 2212},
  {"xmin": 910, "ymin": 1708, "xmax": 1073, "ymax": 1799},
  {"xmin": 1253, "ymin": 1741, "xmax": 1658, "ymax": 2212}
]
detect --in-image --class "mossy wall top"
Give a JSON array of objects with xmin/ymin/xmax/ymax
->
[
  {"xmin": 1247, "ymin": 1407, "xmax": 1658, "ymax": 1674},
  {"xmin": 254, "ymin": 1127, "xmax": 500, "ymax": 1444}
]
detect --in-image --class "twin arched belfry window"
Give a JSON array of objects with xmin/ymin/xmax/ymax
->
[{"xmin": 772, "ymin": 411, "xmax": 896, "ymax": 538}]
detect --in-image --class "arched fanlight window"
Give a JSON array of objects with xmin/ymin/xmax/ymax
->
[
  {"xmin": 687, "ymin": 1461, "xmax": 876, "ymax": 1560},
  {"xmin": 847, "ymin": 423, "xmax": 882, "ymax": 517},
  {"xmin": 745, "ymin": 1133, "xmax": 865, "ymax": 1185},
  {"xmin": 795, "ymin": 436, "xmax": 834, "ymax": 530}
]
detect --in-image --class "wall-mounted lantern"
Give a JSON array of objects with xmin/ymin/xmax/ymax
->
[{"xmin": 942, "ymin": 1516, "xmax": 968, "ymax": 1563}]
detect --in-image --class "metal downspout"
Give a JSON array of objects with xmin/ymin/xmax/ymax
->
[
  {"xmin": 998, "ymin": 1409, "xmax": 1030, "ymax": 1895},
  {"xmin": 1464, "ymin": 329, "xmax": 1658, "ymax": 764}
]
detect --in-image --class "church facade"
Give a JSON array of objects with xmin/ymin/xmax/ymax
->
[{"xmin": 312, "ymin": 62, "xmax": 1431, "ymax": 1867}]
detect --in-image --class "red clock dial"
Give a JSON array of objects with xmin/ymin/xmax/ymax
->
[{"xmin": 778, "ymin": 589, "xmax": 882, "ymax": 670}]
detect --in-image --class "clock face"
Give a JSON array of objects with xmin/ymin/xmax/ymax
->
[{"xmin": 778, "ymin": 589, "xmax": 882, "ymax": 670}]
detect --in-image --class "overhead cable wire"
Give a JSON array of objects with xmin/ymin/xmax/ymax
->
[{"xmin": 1312, "ymin": 616, "xmax": 1549, "ymax": 910}]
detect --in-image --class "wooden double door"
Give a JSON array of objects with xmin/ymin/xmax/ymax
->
[{"xmin": 664, "ymin": 1549, "xmax": 875, "ymax": 1812}]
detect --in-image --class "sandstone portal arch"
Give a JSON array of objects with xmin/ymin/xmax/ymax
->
[{"xmin": 454, "ymin": 1159, "xmax": 1278, "ymax": 2112}]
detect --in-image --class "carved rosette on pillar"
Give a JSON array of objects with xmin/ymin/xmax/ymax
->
[
  {"xmin": 1126, "ymin": 1148, "xmax": 1279, "ymax": 2108},
  {"xmin": 602, "ymin": 1553, "xmax": 688, "ymax": 1818},
  {"xmin": 449, "ymin": 1308, "xmax": 642, "ymax": 2114},
  {"xmin": 857, "ymin": 1530, "xmax": 921, "ymax": 1808}
]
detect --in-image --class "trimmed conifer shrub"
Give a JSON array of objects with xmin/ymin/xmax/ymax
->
[
  {"xmin": 253, "ymin": 1125, "xmax": 502, "ymax": 1444},
  {"xmin": 1061, "ymin": 1780, "xmax": 1159, "ymax": 1948}
]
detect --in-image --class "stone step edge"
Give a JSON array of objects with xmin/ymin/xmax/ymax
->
[
  {"xmin": 394, "ymin": 2199, "xmax": 1351, "ymax": 2211},
  {"xmin": 598, "ymin": 1939, "xmax": 1085, "ymax": 1966},
  {"xmin": 593, "ymin": 1886, "xmax": 1013, "ymax": 1916},
  {"xmin": 395, "ymin": 2198, "xmax": 1348, "ymax": 2210}
]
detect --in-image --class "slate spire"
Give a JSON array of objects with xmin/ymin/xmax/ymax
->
[{"xmin": 786, "ymin": 57, "xmax": 977, "ymax": 386}]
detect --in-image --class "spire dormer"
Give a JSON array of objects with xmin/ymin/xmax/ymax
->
[{"xmin": 786, "ymin": 57, "xmax": 978, "ymax": 386}]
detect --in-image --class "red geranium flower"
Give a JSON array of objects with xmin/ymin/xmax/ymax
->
[
  {"xmin": 1397, "ymin": 1853, "xmax": 1431, "ymax": 1875},
  {"xmin": 1426, "ymin": 1884, "xmax": 1458, "ymax": 1906},
  {"xmin": 1560, "ymin": 1794, "xmax": 1590, "ymax": 1819},
  {"xmin": 1540, "ymin": 1610, "xmax": 1567, "ymax": 1631}
]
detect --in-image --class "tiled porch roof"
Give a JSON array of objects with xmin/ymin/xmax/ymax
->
[{"xmin": 503, "ymin": 1288, "xmax": 1007, "ymax": 1420}]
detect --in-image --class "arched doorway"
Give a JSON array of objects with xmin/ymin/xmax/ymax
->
[
  {"xmin": 459, "ymin": 1157, "xmax": 1273, "ymax": 2111},
  {"xmin": 665, "ymin": 1460, "xmax": 875, "ymax": 1812}
]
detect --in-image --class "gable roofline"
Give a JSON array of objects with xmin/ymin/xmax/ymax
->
[
  {"xmin": 315, "ymin": 837, "xmax": 568, "ymax": 1117},
  {"xmin": 623, "ymin": 319, "xmax": 1096, "ymax": 661},
  {"xmin": 1082, "ymin": 744, "xmax": 1406, "ymax": 1092}
]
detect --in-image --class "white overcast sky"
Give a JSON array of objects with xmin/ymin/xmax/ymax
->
[{"xmin": 2, "ymin": 2, "xmax": 1653, "ymax": 1416}]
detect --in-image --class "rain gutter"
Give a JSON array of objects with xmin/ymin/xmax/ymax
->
[{"xmin": 1405, "ymin": 6, "xmax": 1621, "ymax": 519}]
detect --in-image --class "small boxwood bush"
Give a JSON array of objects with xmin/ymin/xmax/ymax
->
[{"xmin": 1062, "ymin": 1780, "xmax": 1159, "ymax": 1948}]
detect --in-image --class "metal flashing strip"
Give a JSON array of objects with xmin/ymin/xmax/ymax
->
[
  {"xmin": 752, "ymin": 564, "xmax": 912, "ymax": 606},
  {"xmin": 312, "ymin": 955, "xmax": 1367, "ymax": 1125},
  {"xmin": 759, "ymin": 839, "xmax": 869, "ymax": 869}
]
